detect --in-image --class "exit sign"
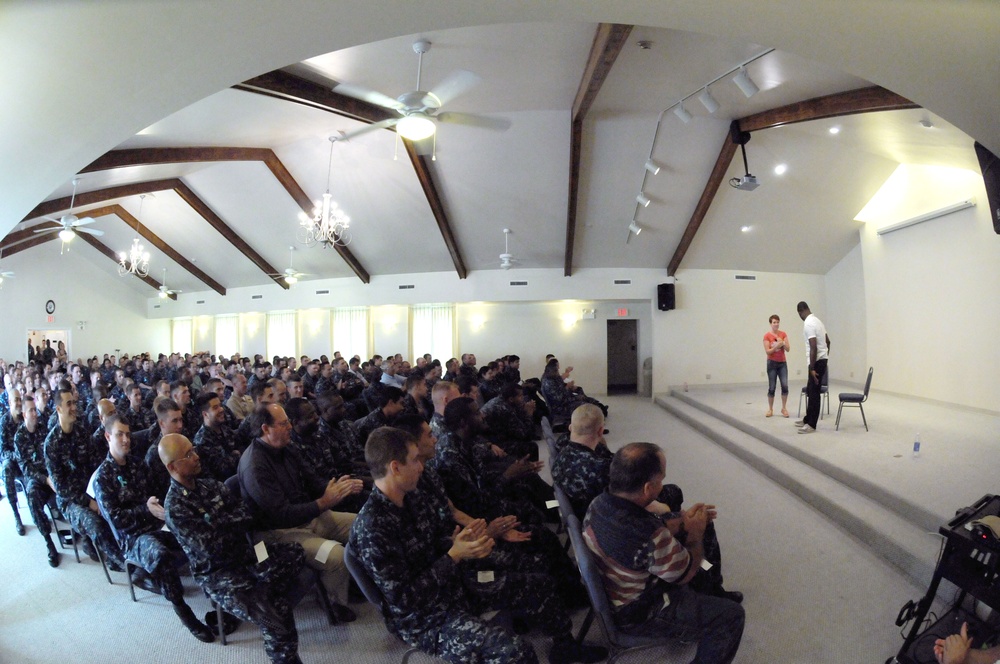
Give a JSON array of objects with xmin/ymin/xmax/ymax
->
[{"xmin": 616, "ymin": 308, "xmax": 628, "ymax": 317}]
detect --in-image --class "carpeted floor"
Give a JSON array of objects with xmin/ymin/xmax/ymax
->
[{"xmin": 0, "ymin": 392, "xmax": 966, "ymax": 663}]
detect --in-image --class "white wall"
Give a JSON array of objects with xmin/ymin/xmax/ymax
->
[
  {"xmin": 860, "ymin": 165, "xmax": 1000, "ymax": 411},
  {"xmin": 297, "ymin": 309, "xmax": 332, "ymax": 360},
  {"xmin": 652, "ymin": 269, "xmax": 826, "ymax": 393},
  {"xmin": 824, "ymin": 243, "xmax": 868, "ymax": 385},
  {"xmin": 371, "ymin": 305, "xmax": 410, "ymax": 360},
  {"xmin": 0, "ymin": 246, "xmax": 168, "ymax": 362}
]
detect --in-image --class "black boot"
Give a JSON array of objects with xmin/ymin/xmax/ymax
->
[
  {"xmin": 13, "ymin": 511, "xmax": 24, "ymax": 536},
  {"xmin": 45, "ymin": 536, "xmax": 61, "ymax": 567},
  {"xmin": 175, "ymin": 603, "xmax": 215, "ymax": 643},
  {"xmin": 549, "ymin": 635, "xmax": 608, "ymax": 664}
]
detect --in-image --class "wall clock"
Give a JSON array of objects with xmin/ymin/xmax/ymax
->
[{"xmin": 45, "ymin": 299, "xmax": 55, "ymax": 314}]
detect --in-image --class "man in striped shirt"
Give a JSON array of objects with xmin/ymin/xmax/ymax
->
[{"xmin": 584, "ymin": 442, "xmax": 744, "ymax": 664}]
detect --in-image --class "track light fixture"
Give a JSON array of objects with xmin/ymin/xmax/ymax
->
[
  {"xmin": 733, "ymin": 67, "xmax": 759, "ymax": 98},
  {"xmin": 636, "ymin": 193, "xmax": 650, "ymax": 207},
  {"xmin": 628, "ymin": 221, "xmax": 642, "ymax": 235},
  {"xmin": 644, "ymin": 160, "xmax": 661, "ymax": 175},
  {"xmin": 673, "ymin": 103, "xmax": 692, "ymax": 123},
  {"xmin": 698, "ymin": 87, "xmax": 720, "ymax": 114}
]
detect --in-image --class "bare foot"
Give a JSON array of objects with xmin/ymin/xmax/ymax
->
[
  {"xmin": 781, "ymin": 408, "xmax": 789, "ymax": 418},
  {"xmin": 765, "ymin": 410, "xmax": 773, "ymax": 417}
]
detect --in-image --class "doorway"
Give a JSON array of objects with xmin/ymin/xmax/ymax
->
[
  {"xmin": 28, "ymin": 328, "xmax": 70, "ymax": 364},
  {"xmin": 606, "ymin": 319, "xmax": 637, "ymax": 395}
]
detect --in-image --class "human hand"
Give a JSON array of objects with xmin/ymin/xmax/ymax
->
[
  {"xmin": 682, "ymin": 503, "xmax": 708, "ymax": 539},
  {"xmin": 503, "ymin": 455, "xmax": 543, "ymax": 480},
  {"xmin": 463, "ymin": 518, "xmax": 488, "ymax": 541},
  {"xmin": 500, "ymin": 527, "xmax": 532, "ymax": 543},
  {"xmin": 147, "ymin": 496, "xmax": 166, "ymax": 520},
  {"xmin": 322, "ymin": 475, "xmax": 364, "ymax": 508},
  {"xmin": 524, "ymin": 400, "xmax": 536, "ymax": 416},
  {"xmin": 491, "ymin": 444, "xmax": 507, "ymax": 458},
  {"xmin": 485, "ymin": 515, "xmax": 519, "ymax": 539},
  {"xmin": 448, "ymin": 524, "xmax": 495, "ymax": 561},
  {"xmin": 933, "ymin": 622, "xmax": 971, "ymax": 664},
  {"xmin": 89, "ymin": 499, "xmax": 100, "ymax": 513}
]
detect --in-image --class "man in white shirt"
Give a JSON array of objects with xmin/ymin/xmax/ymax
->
[{"xmin": 795, "ymin": 301, "xmax": 831, "ymax": 434}]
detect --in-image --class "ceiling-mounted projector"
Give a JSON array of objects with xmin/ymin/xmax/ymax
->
[{"xmin": 734, "ymin": 174, "xmax": 759, "ymax": 191}]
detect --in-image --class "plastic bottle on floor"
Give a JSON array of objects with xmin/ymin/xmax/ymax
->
[{"xmin": 912, "ymin": 433, "xmax": 921, "ymax": 458}]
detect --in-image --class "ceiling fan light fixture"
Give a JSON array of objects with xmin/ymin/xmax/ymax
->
[
  {"xmin": 284, "ymin": 275, "xmax": 298, "ymax": 285},
  {"xmin": 158, "ymin": 289, "xmax": 168, "ymax": 299},
  {"xmin": 733, "ymin": 67, "xmax": 759, "ymax": 98},
  {"xmin": 58, "ymin": 228, "xmax": 75, "ymax": 243},
  {"xmin": 698, "ymin": 87, "xmax": 720, "ymax": 114},
  {"xmin": 397, "ymin": 113, "xmax": 436, "ymax": 141}
]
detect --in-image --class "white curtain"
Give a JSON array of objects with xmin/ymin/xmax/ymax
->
[
  {"xmin": 411, "ymin": 304, "xmax": 454, "ymax": 362},
  {"xmin": 266, "ymin": 311, "xmax": 297, "ymax": 360},
  {"xmin": 171, "ymin": 318, "xmax": 192, "ymax": 355},
  {"xmin": 333, "ymin": 307, "xmax": 369, "ymax": 360},
  {"xmin": 214, "ymin": 314, "xmax": 240, "ymax": 358}
]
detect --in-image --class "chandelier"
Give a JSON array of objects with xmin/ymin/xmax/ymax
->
[
  {"xmin": 118, "ymin": 194, "xmax": 151, "ymax": 277},
  {"xmin": 298, "ymin": 136, "xmax": 351, "ymax": 248}
]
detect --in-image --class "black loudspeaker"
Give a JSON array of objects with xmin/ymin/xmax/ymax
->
[
  {"xmin": 974, "ymin": 142, "xmax": 1000, "ymax": 234},
  {"xmin": 657, "ymin": 283, "xmax": 675, "ymax": 311}
]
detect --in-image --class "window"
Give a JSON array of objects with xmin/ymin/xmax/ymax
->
[
  {"xmin": 215, "ymin": 314, "xmax": 239, "ymax": 358},
  {"xmin": 333, "ymin": 307, "xmax": 369, "ymax": 360},
  {"xmin": 171, "ymin": 318, "xmax": 192, "ymax": 356},
  {"xmin": 266, "ymin": 311, "xmax": 296, "ymax": 360},
  {"xmin": 411, "ymin": 304, "xmax": 454, "ymax": 362}
]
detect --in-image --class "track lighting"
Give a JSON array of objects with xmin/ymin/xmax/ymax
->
[
  {"xmin": 628, "ymin": 221, "xmax": 642, "ymax": 235},
  {"xmin": 644, "ymin": 160, "xmax": 661, "ymax": 175},
  {"xmin": 698, "ymin": 87, "xmax": 720, "ymax": 114},
  {"xmin": 636, "ymin": 193, "xmax": 650, "ymax": 208},
  {"xmin": 733, "ymin": 67, "xmax": 759, "ymax": 98},
  {"xmin": 673, "ymin": 103, "xmax": 692, "ymax": 123}
]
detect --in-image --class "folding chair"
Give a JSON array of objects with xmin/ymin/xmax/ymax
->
[
  {"xmin": 836, "ymin": 367, "xmax": 874, "ymax": 431},
  {"xmin": 797, "ymin": 369, "xmax": 830, "ymax": 418}
]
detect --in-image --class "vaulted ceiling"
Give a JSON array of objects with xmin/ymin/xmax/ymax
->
[{"xmin": 2, "ymin": 21, "xmax": 981, "ymax": 300}]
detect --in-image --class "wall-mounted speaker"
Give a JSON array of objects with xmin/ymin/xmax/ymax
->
[{"xmin": 657, "ymin": 283, "xmax": 675, "ymax": 311}]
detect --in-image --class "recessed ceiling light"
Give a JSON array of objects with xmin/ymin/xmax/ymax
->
[
  {"xmin": 741, "ymin": 225, "xmax": 751, "ymax": 233},
  {"xmin": 829, "ymin": 126, "xmax": 841, "ymax": 135},
  {"xmin": 919, "ymin": 119, "xmax": 934, "ymax": 129},
  {"xmin": 774, "ymin": 163, "xmax": 787, "ymax": 175}
]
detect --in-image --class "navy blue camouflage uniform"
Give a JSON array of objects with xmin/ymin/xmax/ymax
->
[
  {"xmin": 349, "ymin": 485, "xmax": 539, "ymax": 664},
  {"xmin": 193, "ymin": 423, "xmax": 241, "ymax": 481},
  {"xmin": 13, "ymin": 421, "xmax": 55, "ymax": 540},
  {"xmin": 1, "ymin": 410, "xmax": 23, "ymax": 520},
  {"xmin": 165, "ymin": 477, "xmax": 304, "ymax": 664},
  {"xmin": 44, "ymin": 421, "xmax": 126, "ymax": 568},
  {"xmin": 93, "ymin": 453, "xmax": 188, "ymax": 603}
]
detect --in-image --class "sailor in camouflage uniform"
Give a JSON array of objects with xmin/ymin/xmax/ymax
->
[
  {"xmin": 0, "ymin": 388, "xmax": 25, "ymax": 534},
  {"xmin": 44, "ymin": 388, "xmax": 126, "ymax": 570},
  {"xmin": 14, "ymin": 395, "xmax": 61, "ymax": 565},
  {"xmin": 480, "ymin": 383, "xmax": 537, "ymax": 459},
  {"xmin": 93, "ymin": 414, "xmax": 214, "ymax": 642},
  {"xmin": 119, "ymin": 383, "xmax": 156, "ymax": 433},
  {"xmin": 160, "ymin": 433, "xmax": 305, "ymax": 664},
  {"xmin": 316, "ymin": 392, "xmax": 367, "ymax": 473},
  {"xmin": 352, "ymin": 426, "xmax": 606, "ymax": 664},
  {"xmin": 191, "ymin": 392, "xmax": 240, "ymax": 481}
]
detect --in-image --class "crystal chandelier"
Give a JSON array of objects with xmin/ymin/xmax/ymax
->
[
  {"xmin": 298, "ymin": 136, "xmax": 351, "ymax": 248},
  {"xmin": 118, "ymin": 194, "xmax": 151, "ymax": 277}
]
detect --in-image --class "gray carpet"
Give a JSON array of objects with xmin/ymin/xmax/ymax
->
[{"xmin": 0, "ymin": 393, "xmax": 955, "ymax": 663}]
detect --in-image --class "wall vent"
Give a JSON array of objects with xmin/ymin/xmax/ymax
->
[
  {"xmin": 153, "ymin": 305, "xmax": 161, "ymax": 309},
  {"xmin": 613, "ymin": 279, "xmax": 632, "ymax": 285},
  {"xmin": 734, "ymin": 274, "xmax": 757, "ymax": 281},
  {"xmin": 398, "ymin": 284, "xmax": 415, "ymax": 290},
  {"xmin": 509, "ymin": 280, "xmax": 528, "ymax": 286},
  {"xmin": 196, "ymin": 300, "xmax": 205, "ymax": 305},
  {"xmin": 251, "ymin": 294, "xmax": 263, "ymax": 300},
  {"xmin": 315, "ymin": 289, "xmax": 330, "ymax": 295}
]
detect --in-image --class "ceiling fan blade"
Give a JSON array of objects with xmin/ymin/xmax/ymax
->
[
  {"xmin": 32, "ymin": 227, "xmax": 60, "ymax": 235},
  {"xmin": 71, "ymin": 216, "xmax": 98, "ymax": 227},
  {"xmin": 409, "ymin": 136, "xmax": 434, "ymax": 156},
  {"xmin": 76, "ymin": 227, "xmax": 104, "ymax": 237},
  {"xmin": 436, "ymin": 112, "xmax": 511, "ymax": 132},
  {"xmin": 332, "ymin": 82, "xmax": 404, "ymax": 111},
  {"xmin": 335, "ymin": 118, "xmax": 400, "ymax": 142},
  {"xmin": 429, "ymin": 69, "xmax": 481, "ymax": 107}
]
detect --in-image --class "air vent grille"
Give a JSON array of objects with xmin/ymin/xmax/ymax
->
[
  {"xmin": 509, "ymin": 281, "xmax": 528, "ymax": 286},
  {"xmin": 734, "ymin": 274, "xmax": 756, "ymax": 281},
  {"xmin": 251, "ymin": 295, "xmax": 263, "ymax": 300},
  {"xmin": 614, "ymin": 279, "xmax": 632, "ymax": 285},
  {"xmin": 196, "ymin": 300, "xmax": 205, "ymax": 305},
  {"xmin": 315, "ymin": 290, "xmax": 329, "ymax": 295},
  {"xmin": 398, "ymin": 285, "xmax": 415, "ymax": 290}
]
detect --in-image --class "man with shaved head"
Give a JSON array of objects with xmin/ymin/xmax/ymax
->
[{"xmin": 161, "ymin": 433, "xmax": 305, "ymax": 664}]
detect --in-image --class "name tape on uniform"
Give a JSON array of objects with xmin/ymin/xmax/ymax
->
[
  {"xmin": 254, "ymin": 541, "xmax": 269, "ymax": 563},
  {"xmin": 315, "ymin": 539, "xmax": 336, "ymax": 564}
]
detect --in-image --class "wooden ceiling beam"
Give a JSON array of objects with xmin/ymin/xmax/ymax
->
[
  {"xmin": 740, "ymin": 85, "xmax": 917, "ymax": 133},
  {"xmin": 666, "ymin": 85, "xmax": 919, "ymax": 276},
  {"xmin": 237, "ymin": 70, "xmax": 463, "ymax": 280},
  {"xmin": 564, "ymin": 23, "xmax": 633, "ymax": 277},
  {"xmin": 82, "ymin": 145, "xmax": 370, "ymax": 283},
  {"xmin": 403, "ymin": 144, "xmax": 467, "ymax": 279},
  {"xmin": 23, "ymin": 179, "xmax": 178, "ymax": 221},
  {"xmin": 75, "ymin": 232, "xmax": 176, "ymax": 299},
  {"xmin": 2, "ymin": 233, "xmax": 58, "ymax": 258},
  {"xmin": 83, "ymin": 204, "xmax": 227, "ymax": 295},
  {"xmin": 172, "ymin": 181, "xmax": 288, "ymax": 289}
]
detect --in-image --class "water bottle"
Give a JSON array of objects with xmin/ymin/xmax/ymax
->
[{"xmin": 912, "ymin": 433, "xmax": 921, "ymax": 458}]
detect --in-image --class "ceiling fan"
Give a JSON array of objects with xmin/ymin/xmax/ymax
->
[
  {"xmin": 158, "ymin": 268, "xmax": 182, "ymax": 299},
  {"xmin": 268, "ymin": 246, "xmax": 312, "ymax": 285},
  {"xmin": 332, "ymin": 39, "xmax": 511, "ymax": 152},
  {"xmin": 499, "ymin": 228, "xmax": 521, "ymax": 270},
  {"xmin": 33, "ymin": 178, "xmax": 104, "ymax": 250}
]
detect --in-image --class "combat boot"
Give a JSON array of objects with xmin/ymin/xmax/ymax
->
[
  {"xmin": 175, "ymin": 602, "xmax": 215, "ymax": 643},
  {"xmin": 45, "ymin": 536, "xmax": 61, "ymax": 567},
  {"xmin": 13, "ymin": 511, "xmax": 25, "ymax": 536}
]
